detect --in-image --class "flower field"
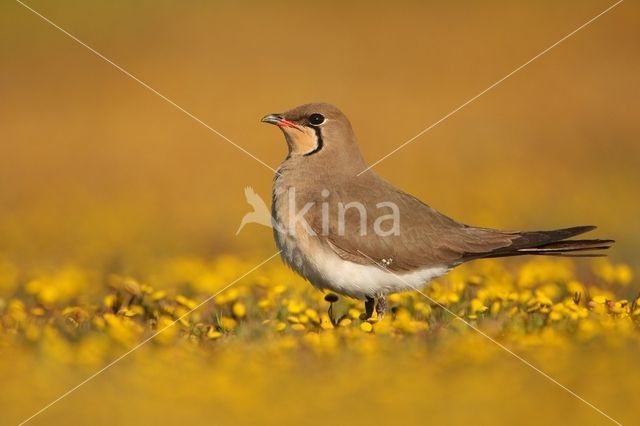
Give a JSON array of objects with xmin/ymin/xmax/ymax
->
[{"xmin": 2, "ymin": 255, "xmax": 638, "ymax": 425}]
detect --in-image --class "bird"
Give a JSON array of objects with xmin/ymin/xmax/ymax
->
[
  {"xmin": 236, "ymin": 186, "xmax": 273, "ymax": 235},
  {"xmin": 261, "ymin": 102, "xmax": 613, "ymax": 319}
]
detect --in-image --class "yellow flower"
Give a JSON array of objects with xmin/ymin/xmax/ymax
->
[
  {"xmin": 287, "ymin": 315, "xmax": 301, "ymax": 324},
  {"xmin": 360, "ymin": 322, "xmax": 373, "ymax": 333},
  {"xmin": 470, "ymin": 298, "xmax": 488, "ymax": 315},
  {"xmin": 258, "ymin": 298, "xmax": 272, "ymax": 310},
  {"xmin": 468, "ymin": 275, "xmax": 483, "ymax": 286},
  {"xmin": 232, "ymin": 302, "xmax": 246, "ymax": 319},
  {"xmin": 608, "ymin": 300, "xmax": 628, "ymax": 315},
  {"xmin": 348, "ymin": 308, "xmax": 362, "ymax": 319},
  {"xmin": 103, "ymin": 294, "xmax": 118, "ymax": 309},
  {"xmin": 304, "ymin": 308, "xmax": 320, "ymax": 324},
  {"xmin": 219, "ymin": 316, "xmax": 238, "ymax": 331},
  {"xmin": 388, "ymin": 293, "xmax": 402, "ymax": 304},
  {"xmin": 207, "ymin": 328, "xmax": 223, "ymax": 340},
  {"xmin": 119, "ymin": 305, "xmax": 144, "ymax": 317},
  {"xmin": 121, "ymin": 278, "xmax": 142, "ymax": 296},
  {"xmin": 175, "ymin": 294, "xmax": 197, "ymax": 309},
  {"xmin": 151, "ymin": 290, "xmax": 167, "ymax": 301},
  {"xmin": 414, "ymin": 301, "xmax": 432, "ymax": 317},
  {"xmin": 535, "ymin": 292, "xmax": 553, "ymax": 307},
  {"xmin": 297, "ymin": 314, "xmax": 310, "ymax": 324},
  {"xmin": 549, "ymin": 311, "xmax": 563, "ymax": 321},
  {"xmin": 490, "ymin": 301, "xmax": 501, "ymax": 316},
  {"xmin": 446, "ymin": 292, "xmax": 460, "ymax": 304},
  {"xmin": 287, "ymin": 299, "xmax": 306, "ymax": 314},
  {"xmin": 338, "ymin": 318, "xmax": 352, "ymax": 327}
]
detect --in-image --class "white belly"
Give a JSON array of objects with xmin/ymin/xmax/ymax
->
[{"xmin": 275, "ymin": 228, "xmax": 449, "ymax": 300}]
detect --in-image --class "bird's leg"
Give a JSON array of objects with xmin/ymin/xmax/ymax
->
[
  {"xmin": 376, "ymin": 295, "xmax": 387, "ymax": 318},
  {"xmin": 362, "ymin": 296, "xmax": 375, "ymax": 320}
]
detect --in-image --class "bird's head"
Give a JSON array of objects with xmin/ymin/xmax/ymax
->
[{"xmin": 261, "ymin": 103, "xmax": 364, "ymax": 167}]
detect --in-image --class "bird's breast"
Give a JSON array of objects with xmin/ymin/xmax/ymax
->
[{"xmin": 272, "ymin": 177, "xmax": 317, "ymax": 280}]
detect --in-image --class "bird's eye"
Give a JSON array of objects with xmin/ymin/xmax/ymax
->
[{"xmin": 308, "ymin": 113, "xmax": 325, "ymax": 125}]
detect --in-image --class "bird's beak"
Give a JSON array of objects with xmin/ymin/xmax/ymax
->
[{"xmin": 261, "ymin": 113, "xmax": 297, "ymax": 128}]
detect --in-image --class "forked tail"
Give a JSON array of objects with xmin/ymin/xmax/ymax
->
[{"xmin": 478, "ymin": 226, "xmax": 614, "ymax": 259}]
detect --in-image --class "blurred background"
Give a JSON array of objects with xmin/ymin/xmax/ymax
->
[
  {"xmin": 1, "ymin": 1, "xmax": 639, "ymax": 424},
  {"xmin": 1, "ymin": 0, "xmax": 638, "ymax": 270}
]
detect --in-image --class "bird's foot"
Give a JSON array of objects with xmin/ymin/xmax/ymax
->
[
  {"xmin": 360, "ymin": 296, "xmax": 375, "ymax": 320},
  {"xmin": 375, "ymin": 295, "xmax": 387, "ymax": 319}
]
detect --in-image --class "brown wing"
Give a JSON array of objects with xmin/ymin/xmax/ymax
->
[{"xmin": 305, "ymin": 177, "xmax": 517, "ymax": 272}]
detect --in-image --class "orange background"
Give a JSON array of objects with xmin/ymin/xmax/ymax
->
[{"xmin": 1, "ymin": 0, "xmax": 638, "ymax": 267}]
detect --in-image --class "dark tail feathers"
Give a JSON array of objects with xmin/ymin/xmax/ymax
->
[{"xmin": 481, "ymin": 226, "xmax": 614, "ymax": 259}]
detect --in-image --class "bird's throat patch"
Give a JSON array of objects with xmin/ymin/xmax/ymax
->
[
  {"xmin": 282, "ymin": 125, "xmax": 323, "ymax": 156},
  {"xmin": 303, "ymin": 126, "xmax": 324, "ymax": 156}
]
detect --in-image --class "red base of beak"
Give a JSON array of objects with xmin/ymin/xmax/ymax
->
[{"xmin": 276, "ymin": 119, "xmax": 297, "ymax": 128}]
